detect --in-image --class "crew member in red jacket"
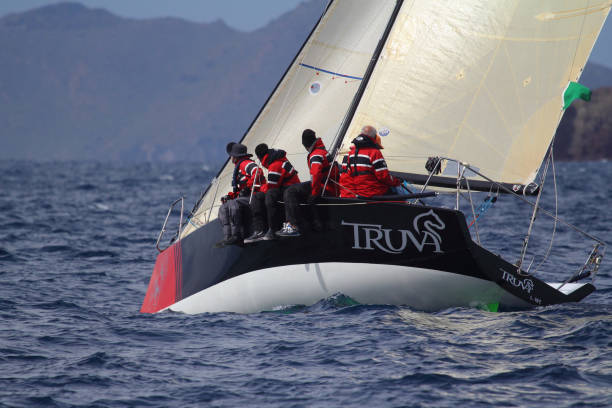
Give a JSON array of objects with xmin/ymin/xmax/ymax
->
[
  {"xmin": 339, "ymin": 125, "xmax": 400, "ymax": 197},
  {"xmin": 244, "ymin": 143, "xmax": 300, "ymax": 242},
  {"xmin": 216, "ymin": 142, "xmax": 266, "ymax": 247},
  {"xmin": 278, "ymin": 129, "xmax": 339, "ymax": 237}
]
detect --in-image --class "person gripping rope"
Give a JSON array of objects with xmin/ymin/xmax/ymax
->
[{"xmin": 244, "ymin": 143, "xmax": 300, "ymax": 242}]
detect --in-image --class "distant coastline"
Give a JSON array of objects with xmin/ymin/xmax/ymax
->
[
  {"xmin": 554, "ymin": 87, "xmax": 612, "ymax": 161},
  {"xmin": 1, "ymin": 2, "xmax": 611, "ymax": 162}
]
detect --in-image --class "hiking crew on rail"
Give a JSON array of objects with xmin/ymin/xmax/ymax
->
[
  {"xmin": 218, "ymin": 125, "xmax": 400, "ymax": 246},
  {"xmin": 278, "ymin": 129, "xmax": 339, "ymax": 237},
  {"xmin": 244, "ymin": 143, "xmax": 301, "ymax": 242},
  {"xmin": 216, "ymin": 142, "xmax": 266, "ymax": 247}
]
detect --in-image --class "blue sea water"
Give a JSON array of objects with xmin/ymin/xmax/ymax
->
[{"xmin": 0, "ymin": 160, "xmax": 610, "ymax": 408}]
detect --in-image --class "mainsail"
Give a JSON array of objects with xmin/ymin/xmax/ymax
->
[
  {"xmin": 341, "ymin": 0, "xmax": 611, "ymax": 185},
  {"xmin": 182, "ymin": 0, "xmax": 397, "ymax": 237}
]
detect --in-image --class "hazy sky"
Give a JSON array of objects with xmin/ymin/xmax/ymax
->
[{"xmin": 0, "ymin": 0, "xmax": 610, "ymax": 67}]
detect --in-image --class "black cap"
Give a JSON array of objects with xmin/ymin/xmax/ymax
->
[
  {"xmin": 226, "ymin": 142, "xmax": 236, "ymax": 155},
  {"xmin": 227, "ymin": 143, "xmax": 251, "ymax": 158},
  {"xmin": 255, "ymin": 143, "xmax": 269, "ymax": 160},
  {"xmin": 302, "ymin": 129, "xmax": 316, "ymax": 150}
]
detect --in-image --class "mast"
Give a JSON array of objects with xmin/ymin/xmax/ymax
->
[{"xmin": 330, "ymin": 0, "xmax": 404, "ymax": 156}]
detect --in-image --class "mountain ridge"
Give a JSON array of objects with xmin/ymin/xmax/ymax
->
[{"xmin": 1, "ymin": 2, "xmax": 610, "ymax": 162}]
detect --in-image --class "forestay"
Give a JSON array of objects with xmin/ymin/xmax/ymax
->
[
  {"xmin": 342, "ymin": 0, "xmax": 611, "ymax": 185},
  {"xmin": 182, "ymin": 0, "xmax": 396, "ymax": 238}
]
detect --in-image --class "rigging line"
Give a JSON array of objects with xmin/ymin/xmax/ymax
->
[
  {"xmin": 568, "ymin": 0, "xmax": 589, "ymax": 82},
  {"xmin": 533, "ymin": 146, "xmax": 559, "ymax": 274},
  {"xmin": 297, "ymin": 63, "xmax": 363, "ymax": 80},
  {"xmin": 557, "ymin": 244, "xmax": 601, "ymax": 290},
  {"xmin": 467, "ymin": 196, "xmax": 496, "ymax": 228},
  {"xmin": 249, "ymin": 161, "xmax": 262, "ymax": 205},
  {"xmin": 328, "ymin": 177, "xmax": 359, "ymax": 198},
  {"xmin": 456, "ymin": 162, "xmax": 464, "ymax": 210},
  {"xmin": 518, "ymin": 149, "xmax": 551, "ymax": 273},
  {"xmin": 419, "ymin": 157, "xmax": 442, "ymax": 194},
  {"xmin": 444, "ymin": 157, "xmax": 605, "ymax": 245},
  {"xmin": 464, "ymin": 175, "xmax": 480, "ymax": 244},
  {"xmin": 206, "ymin": 178, "xmax": 221, "ymax": 224},
  {"xmin": 322, "ymin": 108, "xmax": 354, "ymax": 197}
]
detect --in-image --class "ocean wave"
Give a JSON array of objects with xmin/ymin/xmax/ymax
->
[
  {"xmin": 40, "ymin": 244, "xmax": 73, "ymax": 253},
  {"xmin": 0, "ymin": 247, "xmax": 19, "ymax": 262},
  {"xmin": 75, "ymin": 250, "xmax": 119, "ymax": 258},
  {"xmin": 0, "ymin": 160, "xmax": 610, "ymax": 408}
]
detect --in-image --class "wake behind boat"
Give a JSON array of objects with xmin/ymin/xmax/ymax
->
[{"xmin": 141, "ymin": 0, "xmax": 609, "ymax": 315}]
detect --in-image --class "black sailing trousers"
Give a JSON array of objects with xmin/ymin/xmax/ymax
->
[
  {"xmin": 283, "ymin": 181, "xmax": 311, "ymax": 227},
  {"xmin": 283, "ymin": 181, "xmax": 323, "ymax": 230},
  {"xmin": 250, "ymin": 187, "xmax": 286, "ymax": 232},
  {"xmin": 218, "ymin": 197, "xmax": 252, "ymax": 239}
]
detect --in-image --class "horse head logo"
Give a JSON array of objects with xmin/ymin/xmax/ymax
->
[
  {"xmin": 523, "ymin": 279, "xmax": 534, "ymax": 293},
  {"xmin": 412, "ymin": 210, "xmax": 446, "ymax": 253}
]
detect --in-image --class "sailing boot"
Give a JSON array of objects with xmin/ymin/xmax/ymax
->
[
  {"xmin": 277, "ymin": 222, "xmax": 301, "ymax": 237},
  {"xmin": 225, "ymin": 235, "xmax": 244, "ymax": 247},
  {"xmin": 244, "ymin": 230, "xmax": 265, "ymax": 243},
  {"xmin": 263, "ymin": 228, "xmax": 278, "ymax": 241}
]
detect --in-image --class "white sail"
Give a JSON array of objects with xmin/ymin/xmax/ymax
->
[
  {"xmin": 342, "ymin": 0, "xmax": 611, "ymax": 185},
  {"xmin": 183, "ymin": 0, "xmax": 397, "ymax": 237}
]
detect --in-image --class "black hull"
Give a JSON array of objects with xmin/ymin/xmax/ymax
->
[{"xmin": 141, "ymin": 198, "xmax": 594, "ymax": 313}]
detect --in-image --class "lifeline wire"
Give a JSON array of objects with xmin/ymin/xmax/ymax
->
[{"xmin": 533, "ymin": 146, "xmax": 559, "ymax": 273}]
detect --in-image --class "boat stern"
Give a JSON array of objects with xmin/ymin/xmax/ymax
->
[{"xmin": 141, "ymin": 242, "xmax": 182, "ymax": 313}]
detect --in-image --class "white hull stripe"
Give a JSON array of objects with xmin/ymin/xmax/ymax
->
[{"xmin": 166, "ymin": 262, "xmax": 533, "ymax": 315}]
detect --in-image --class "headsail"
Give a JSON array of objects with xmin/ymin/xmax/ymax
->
[
  {"xmin": 182, "ymin": 0, "xmax": 398, "ymax": 237},
  {"xmin": 340, "ymin": 0, "xmax": 611, "ymax": 186}
]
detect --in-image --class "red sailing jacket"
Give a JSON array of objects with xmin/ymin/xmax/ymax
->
[
  {"xmin": 237, "ymin": 157, "xmax": 266, "ymax": 192},
  {"xmin": 339, "ymin": 135, "xmax": 400, "ymax": 198},
  {"xmin": 307, "ymin": 138, "xmax": 339, "ymax": 197},
  {"xmin": 260, "ymin": 149, "xmax": 300, "ymax": 193},
  {"xmin": 228, "ymin": 157, "xmax": 266, "ymax": 198}
]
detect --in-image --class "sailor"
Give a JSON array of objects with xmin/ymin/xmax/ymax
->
[
  {"xmin": 244, "ymin": 143, "xmax": 300, "ymax": 242},
  {"xmin": 339, "ymin": 125, "xmax": 400, "ymax": 198},
  {"xmin": 278, "ymin": 129, "xmax": 339, "ymax": 237},
  {"xmin": 216, "ymin": 142, "xmax": 266, "ymax": 246}
]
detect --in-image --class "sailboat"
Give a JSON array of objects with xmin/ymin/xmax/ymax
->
[{"xmin": 141, "ymin": 0, "xmax": 609, "ymax": 314}]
